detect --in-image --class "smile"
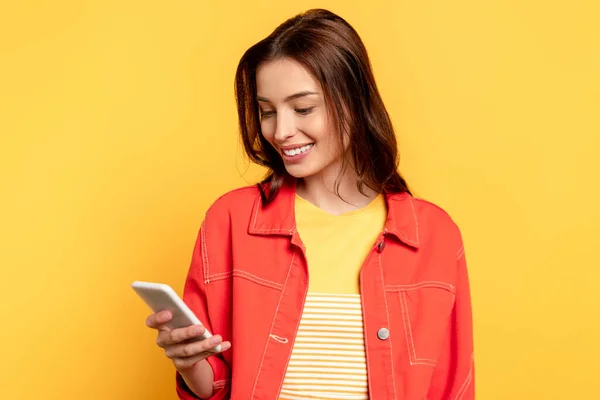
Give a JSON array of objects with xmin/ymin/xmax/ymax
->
[{"xmin": 282, "ymin": 144, "xmax": 314, "ymax": 156}]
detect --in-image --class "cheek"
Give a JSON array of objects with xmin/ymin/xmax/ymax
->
[
  {"xmin": 315, "ymin": 120, "xmax": 342, "ymax": 152},
  {"xmin": 300, "ymin": 114, "xmax": 327, "ymax": 141},
  {"xmin": 260, "ymin": 120, "xmax": 276, "ymax": 143}
]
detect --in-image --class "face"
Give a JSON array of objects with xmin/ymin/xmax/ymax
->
[{"xmin": 256, "ymin": 58, "xmax": 347, "ymax": 180}]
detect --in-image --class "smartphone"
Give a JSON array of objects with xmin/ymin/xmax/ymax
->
[{"xmin": 132, "ymin": 281, "xmax": 222, "ymax": 352}]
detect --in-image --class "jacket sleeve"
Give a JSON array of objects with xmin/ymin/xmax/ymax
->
[
  {"xmin": 427, "ymin": 244, "xmax": 475, "ymax": 400},
  {"xmin": 176, "ymin": 222, "xmax": 231, "ymax": 400}
]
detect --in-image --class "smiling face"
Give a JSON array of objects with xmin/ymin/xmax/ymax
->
[{"xmin": 256, "ymin": 58, "xmax": 347, "ymax": 181}]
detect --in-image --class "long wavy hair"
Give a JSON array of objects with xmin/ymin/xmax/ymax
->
[{"xmin": 235, "ymin": 8, "xmax": 411, "ymax": 204}]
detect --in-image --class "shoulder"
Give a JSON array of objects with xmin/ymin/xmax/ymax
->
[
  {"xmin": 389, "ymin": 193, "xmax": 464, "ymax": 252},
  {"xmin": 201, "ymin": 184, "xmax": 261, "ymax": 228},
  {"xmin": 207, "ymin": 185, "xmax": 260, "ymax": 213},
  {"xmin": 413, "ymin": 196, "xmax": 460, "ymax": 231}
]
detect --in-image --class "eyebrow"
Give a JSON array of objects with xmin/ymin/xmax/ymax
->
[{"xmin": 256, "ymin": 91, "xmax": 319, "ymax": 103}]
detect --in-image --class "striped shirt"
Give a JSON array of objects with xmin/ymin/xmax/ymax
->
[
  {"xmin": 279, "ymin": 293, "xmax": 368, "ymax": 400},
  {"xmin": 281, "ymin": 193, "xmax": 385, "ymax": 399}
]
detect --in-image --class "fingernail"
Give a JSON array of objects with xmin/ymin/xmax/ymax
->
[
  {"xmin": 210, "ymin": 336, "xmax": 221, "ymax": 345},
  {"xmin": 195, "ymin": 326, "xmax": 203, "ymax": 335}
]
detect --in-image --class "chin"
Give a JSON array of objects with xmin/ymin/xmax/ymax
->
[{"xmin": 284, "ymin": 165, "xmax": 317, "ymax": 179}]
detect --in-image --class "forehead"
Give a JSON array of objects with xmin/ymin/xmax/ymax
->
[{"xmin": 256, "ymin": 58, "xmax": 321, "ymax": 100}]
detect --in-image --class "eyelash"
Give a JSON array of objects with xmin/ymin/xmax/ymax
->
[{"xmin": 260, "ymin": 107, "xmax": 315, "ymax": 119}]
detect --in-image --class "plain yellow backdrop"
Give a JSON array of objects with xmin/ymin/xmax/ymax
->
[{"xmin": 1, "ymin": 0, "xmax": 598, "ymax": 399}]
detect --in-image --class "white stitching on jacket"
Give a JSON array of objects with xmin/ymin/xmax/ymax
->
[
  {"xmin": 201, "ymin": 220, "xmax": 210, "ymax": 284},
  {"xmin": 454, "ymin": 352, "xmax": 474, "ymax": 400},
  {"xmin": 400, "ymin": 292, "xmax": 437, "ymax": 367},
  {"xmin": 408, "ymin": 196, "xmax": 420, "ymax": 245},
  {"xmin": 269, "ymin": 334, "xmax": 289, "ymax": 343},
  {"xmin": 207, "ymin": 269, "xmax": 284, "ymax": 291},
  {"xmin": 379, "ymin": 253, "xmax": 399, "ymax": 400},
  {"xmin": 456, "ymin": 245, "xmax": 465, "ymax": 260},
  {"xmin": 250, "ymin": 253, "xmax": 296, "ymax": 398},
  {"xmin": 386, "ymin": 281, "xmax": 455, "ymax": 293}
]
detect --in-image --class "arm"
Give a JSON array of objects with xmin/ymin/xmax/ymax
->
[
  {"xmin": 177, "ymin": 360, "xmax": 215, "ymax": 399},
  {"xmin": 176, "ymin": 222, "xmax": 231, "ymax": 400},
  {"xmin": 427, "ymin": 244, "xmax": 475, "ymax": 399}
]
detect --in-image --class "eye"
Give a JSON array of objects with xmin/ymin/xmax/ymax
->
[
  {"xmin": 295, "ymin": 107, "xmax": 315, "ymax": 115},
  {"xmin": 260, "ymin": 110, "xmax": 276, "ymax": 119}
]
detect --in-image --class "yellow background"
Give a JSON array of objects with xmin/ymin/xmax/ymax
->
[{"xmin": 1, "ymin": 1, "xmax": 598, "ymax": 398}]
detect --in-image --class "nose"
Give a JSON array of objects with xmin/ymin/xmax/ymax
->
[{"xmin": 273, "ymin": 110, "xmax": 296, "ymax": 143}]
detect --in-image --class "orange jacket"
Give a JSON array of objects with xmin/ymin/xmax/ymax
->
[{"xmin": 176, "ymin": 180, "xmax": 475, "ymax": 399}]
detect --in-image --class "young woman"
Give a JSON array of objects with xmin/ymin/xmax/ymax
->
[{"xmin": 145, "ymin": 8, "xmax": 474, "ymax": 400}]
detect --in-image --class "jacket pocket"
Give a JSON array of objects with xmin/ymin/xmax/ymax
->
[{"xmin": 391, "ymin": 281, "xmax": 455, "ymax": 367}]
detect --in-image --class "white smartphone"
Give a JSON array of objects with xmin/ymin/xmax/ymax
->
[{"xmin": 132, "ymin": 281, "xmax": 222, "ymax": 352}]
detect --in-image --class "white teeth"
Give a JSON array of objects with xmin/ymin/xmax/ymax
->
[{"xmin": 283, "ymin": 144, "xmax": 313, "ymax": 156}]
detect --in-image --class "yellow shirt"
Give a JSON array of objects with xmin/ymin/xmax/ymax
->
[
  {"xmin": 279, "ymin": 194, "xmax": 387, "ymax": 400},
  {"xmin": 295, "ymin": 193, "xmax": 387, "ymax": 294}
]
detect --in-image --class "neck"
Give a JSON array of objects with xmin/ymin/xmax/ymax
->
[{"xmin": 296, "ymin": 165, "xmax": 378, "ymax": 216}]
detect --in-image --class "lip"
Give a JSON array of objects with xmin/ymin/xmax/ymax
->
[{"xmin": 280, "ymin": 143, "xmax": 314, "ymax": 163}]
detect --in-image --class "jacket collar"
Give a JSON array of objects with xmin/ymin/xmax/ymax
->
[{"xmin": 248, "ymin": 178, "xmax": 420, "ymax": 248}]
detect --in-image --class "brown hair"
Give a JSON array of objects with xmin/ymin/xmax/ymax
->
[{"xmin": 234, "ymin": 8, "xmax": 411, "ymax": 204}]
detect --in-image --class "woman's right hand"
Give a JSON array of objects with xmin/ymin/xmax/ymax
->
[{"xmin": 145, "ymin": 310, "xmax": 232, "ymax": 371}]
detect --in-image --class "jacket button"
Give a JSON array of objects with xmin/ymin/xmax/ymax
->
[
  {"xmin": 377, "ymin": 327, "xmax": 390, "ymax": 340},
  {"xmin": 377, "ymin": 241, "xmax": 386, "ymax": 252}
]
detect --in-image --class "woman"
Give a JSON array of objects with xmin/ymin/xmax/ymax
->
[{"xmin": 146, "ymin": 8, "xmax": 474, "ymax": 400}]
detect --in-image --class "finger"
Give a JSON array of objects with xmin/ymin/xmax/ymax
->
[
  {"xmin": 216, "ymin": 340, "xmax": 231, "ymax": 353},
  {"xmin": 146, "ymin": 311, "xmax": 172, "ymax": 329},
  {"xmin": 164, "ymin": 335, "xmax": 224, "ymax": 359},
  {"xmin": 171, "ymin": 340, "xmax": 231, "ymax": 371},
  {"xmin": 157, "ymin": 324, "xmax": 205, "ymax": 347}
]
